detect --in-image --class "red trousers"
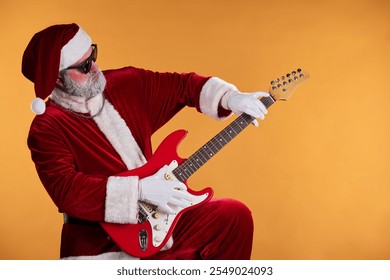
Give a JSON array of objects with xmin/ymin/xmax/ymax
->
[{"xmin": 143, "ymin": 198, "xmax": 254, "ymax": 260}]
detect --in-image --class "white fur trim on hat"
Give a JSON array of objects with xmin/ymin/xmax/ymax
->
[{"xmin": 60, "ymin": 26, "xmax": 92, "ymax": 70}]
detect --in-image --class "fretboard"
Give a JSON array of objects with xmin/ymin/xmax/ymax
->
[{"xmin": 172, "ymin": 95, "xmax": 275, "ymax": 182}]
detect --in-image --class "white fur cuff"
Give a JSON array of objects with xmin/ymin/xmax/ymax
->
[
  {"xmin": 105, "ymin": 176, "xmax": 139, "ymax": 224},
  {"xmin": 199, "ymin": 77, "xmax": 236, "ymax": 120}
]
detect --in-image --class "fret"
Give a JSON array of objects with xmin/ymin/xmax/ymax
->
[
  {"xmin": 172, "ymin": 96, "xmax": 275, "ymax": 182},
  {"xmin": 191, "ymin": 156, "xmax": 202, "ymax": 168},
  {"xmin": 206, "ymin": 142, "xmax": 219, "ymax": 156},
  {"xmin": 184, "ymin": 160, "xmax": 196, "ymax": 173},
  {"xmin": 198, "ymin": 148, "xmax": 209, "ymax": 161},
  {"xmin": 262, "ymin": 96, "xmax": 275, "ymax": 109},
  {"xmin": 196, "ymin": 149, "xmax": 208, "ymax": 162},
  {"xmin": 211, "ymin": 136, "xmax": 225, "ymax": 149},
  {"xmin": 183, "ymin": 159, "xmax": 196, "ymax": 174}
]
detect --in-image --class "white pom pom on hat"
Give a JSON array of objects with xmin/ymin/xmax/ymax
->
[
  {"xmin": 30, "ymin": 97, "xmax": 46, "ymax": 115},
  {"xmin": 22, "ymin": 23, "xmax": 92, "ymax": 115}
]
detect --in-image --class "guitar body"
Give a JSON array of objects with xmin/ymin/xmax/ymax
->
[{"xmin": 100, "ymin": 129, "xmax": 214, "ymax": 258}]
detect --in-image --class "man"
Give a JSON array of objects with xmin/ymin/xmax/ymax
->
[{"xmin": 22, "ymin": 23, "xmax": 269, "ymax": 260}]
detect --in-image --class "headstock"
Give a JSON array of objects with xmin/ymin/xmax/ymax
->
[{"xmin": 269, "ymin": 68, "xmax": 309, "ymax": 101}]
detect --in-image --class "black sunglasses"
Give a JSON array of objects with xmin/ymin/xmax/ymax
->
[{"xmin": 65, "ymin": 44, "xmax": 98, "ymax": 74}]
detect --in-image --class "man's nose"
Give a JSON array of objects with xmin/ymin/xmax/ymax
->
[{"xmin": 90, "ymin": 61, "xmax": 99, "ymax": 72}]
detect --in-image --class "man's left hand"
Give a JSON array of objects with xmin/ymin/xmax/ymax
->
[{"xmin": 226, "ymin": 91, "xmax": 269, "ymax": 127}]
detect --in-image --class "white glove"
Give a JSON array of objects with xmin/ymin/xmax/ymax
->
[
  {"xmin": 138, "ymin": 165, "xmax": 192, "ymax": 214},
  {"xmin": 223, "ymin": 91, "xmax": 269, "ymax": 127}
]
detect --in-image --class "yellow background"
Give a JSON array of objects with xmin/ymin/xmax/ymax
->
[{"xmin": 1, "ymin": 0, "xmax": 389, "ymax": 259}]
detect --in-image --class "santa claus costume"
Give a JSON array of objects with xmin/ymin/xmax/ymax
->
[{"xmin": 22, "ymin": 23, "xmax": 254, "ymax": 260}]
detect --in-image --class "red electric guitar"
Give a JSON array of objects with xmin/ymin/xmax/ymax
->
[{"xmin": 100, "ymin": 69, "xmax": 309, "ymax": 257}]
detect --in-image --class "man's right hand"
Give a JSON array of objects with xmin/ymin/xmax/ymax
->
[{"xmin": 138, "ymin": 165, "xmax": 192, "ymax": 214}]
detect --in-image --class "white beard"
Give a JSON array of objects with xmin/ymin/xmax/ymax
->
[{"xmin": 62, "ymin": 70, "xmax": 107, "ymax": 99}]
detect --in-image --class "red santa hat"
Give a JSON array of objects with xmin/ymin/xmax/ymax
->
[{"xmin": 22, "ymin": 23, "xmax": 92, "ymax": 114}]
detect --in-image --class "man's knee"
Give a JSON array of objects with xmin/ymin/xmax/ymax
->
[{"xmin": 213, "ymin": 198, "xmax": 254, "ymax": 230}]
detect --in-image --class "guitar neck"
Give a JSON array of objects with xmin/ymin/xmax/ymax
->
[{"xmin": 172, "ymin": 95, "xmax": 275, "ymax": 182}]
